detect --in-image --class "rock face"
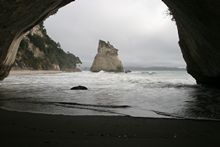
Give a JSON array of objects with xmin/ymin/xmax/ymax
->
[
  {"xmin": 90, "ymin": 40, "xmax": 124, "ymax": 72},
  {"xmin": 1, "ymin": 0, "xmax": 220, "ymax": 87},
  {"xmin": 163, "ymin": 0, "xmax": 220, "ymax": 87}
]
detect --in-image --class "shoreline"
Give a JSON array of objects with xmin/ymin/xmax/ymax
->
[
  {"xmin": 9, "ymin": 70, "xmax": 63, "ymax": 76},
  {"xmin": 2, "ymin": 106, "xmax": 220, "ymax": 122},
  {"xmin": 0, "ymin": 108, "xmax": 219, "ymax": 146}
]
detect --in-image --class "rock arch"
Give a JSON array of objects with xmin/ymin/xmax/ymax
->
[{"xmin": 0, "ymin": 0, "xmax": 220, "ymax": 86}]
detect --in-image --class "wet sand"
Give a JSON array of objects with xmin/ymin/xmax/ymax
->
[{"xmin": 0, "ymin": 109, "xmax": 219, "ymax": 146}]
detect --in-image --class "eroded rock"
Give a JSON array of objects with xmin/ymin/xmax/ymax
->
[{"xmin": 90, "ymin": 40, "xmax": 124, "ymax": 72}]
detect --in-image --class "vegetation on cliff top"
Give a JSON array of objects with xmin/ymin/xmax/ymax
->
[{"xmin": 14, "ymin": 24, "xmax": 81, "ymax": 71}]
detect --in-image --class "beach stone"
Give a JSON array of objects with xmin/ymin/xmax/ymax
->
[{"xmin": 71, "ymin": 86, "xmax": 88, "ymax": 90}]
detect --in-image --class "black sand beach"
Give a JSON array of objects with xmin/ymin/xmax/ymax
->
[{"xmin": 0, "ymin": 109, "xmax": 220, "ymax": 147}]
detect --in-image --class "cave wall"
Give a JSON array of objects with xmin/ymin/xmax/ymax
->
[
  {"xmin": 0, "ymin": 0, "xmax": 74, "ymax": 80},
  {"xmin": 1, "ymin": 0, "xmax": 220, "ymax": 86},
  {"xmin": 163, "ymin": 0, "xmax": 220, "ymax": 86}
]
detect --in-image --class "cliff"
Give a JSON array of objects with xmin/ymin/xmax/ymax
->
[
  {"xmin": 13, "ymin": 24, "xmax": 81, "ymax": 71},
  {"xmin": 90, "ymin": 40, "xmax": 124, "ymax": 72}
]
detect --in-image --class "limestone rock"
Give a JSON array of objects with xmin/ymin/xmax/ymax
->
[{"xmin": 90, "ymin": 40, "xmax": 124, "ymax": 72}]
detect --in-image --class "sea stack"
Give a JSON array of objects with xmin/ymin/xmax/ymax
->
[{"xmin": 90, "ymin": 40, "xmax": 124, "ymax": 72}]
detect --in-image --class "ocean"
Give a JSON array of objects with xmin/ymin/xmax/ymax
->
[{"xmin": 1, "ymin": 69, "xmax": 220, "ymax": 120}]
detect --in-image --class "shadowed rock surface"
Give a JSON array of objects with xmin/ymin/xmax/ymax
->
[
  {"xmin": 163, "ymin": 0, "xmax": 220, "ymax": 87},
  {"xmin": 0, "ymin": 0, "xmax": 220, "ymax": 87},
  {"xmin": 90, "ymin": 40, "xmax": 124, "ymax": 72}
]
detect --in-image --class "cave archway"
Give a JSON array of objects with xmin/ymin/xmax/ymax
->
[
  {"xmin": 44, "ymin": 0, "xmax": 185, "ymax": 69},
  {"xmin": 0, "ymin": 0, "xmax": 220, "ymax": 86}
]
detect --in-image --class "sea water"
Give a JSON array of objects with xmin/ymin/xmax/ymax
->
[{"xmin": 1, "ymin": 70, "xmax": 220, "ymax": 120}]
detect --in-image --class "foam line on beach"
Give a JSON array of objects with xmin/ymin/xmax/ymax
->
[
  {"xmin": 150, "ymin": 110, "xmax": 220, "ymax": 122},
  {"xmin": 56, "ymin": 102, "xmax": 131, "ymax": 108},
  {"xmin": 0, "ymin": 100, "xmax": 130, "ymax": 116},
  {"xmin": 0, "ymin": 99, "xmax": 130, "ymax": 108},
  {"xmin": 56, "ymin": 104, "xmax": 130, "ymax": 116}
]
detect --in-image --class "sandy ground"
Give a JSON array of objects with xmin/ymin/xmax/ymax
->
[
  {"xmin": 0, "ymin": 109, "xmax": 219, "ymax": 147},
  {"xmin": 9, "ymin": 70, "xmax": 62, "ymax": 76}
]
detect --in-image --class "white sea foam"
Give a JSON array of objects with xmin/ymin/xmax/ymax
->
[{"xmin": 1, "ymin": 70, "xmax": 220, "ymax": 120}]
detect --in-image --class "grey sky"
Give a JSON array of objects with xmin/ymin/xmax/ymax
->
[{"xmin": 44, "ymin": 0, "xmax": 185, "ymax": 67}]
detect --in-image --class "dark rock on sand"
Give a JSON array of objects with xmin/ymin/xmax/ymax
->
[{"xmin": 71, "ymin": 86, "xmax": 88, "ymax": 90}]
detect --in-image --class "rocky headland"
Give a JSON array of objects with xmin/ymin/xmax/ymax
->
[
  {"xmin": 12, "ymin": 24, "xmax": 81, "ymax": 72},
  {"xmin": 90, "ymin": 40, "xmax": 124, "ymax": 72}
]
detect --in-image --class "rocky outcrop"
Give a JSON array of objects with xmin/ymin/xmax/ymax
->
[
  {"xmin": 90, "ymin": 40, "xmax": 124, "ymax": 72},
  {"xmin": 13, "ymin": 24, "xmax": 81, "ymax": 71},
  {"xmin": 1, "ymin": 0, "xmax": 220, "ymax": 87}
]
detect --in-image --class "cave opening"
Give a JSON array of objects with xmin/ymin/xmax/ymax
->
[
  {"xmin": 3, "ymin": 0, "xmax": 213, "ymax": 119},
  {"xmin": 0, "ymin": 0, "xmax": 219, "ymax": 121},
  {"xmin": 44, "ymin": 0, "xmax": 186, "ymax": 69},
  {"xmin": 1, "ymin": 1, "xmax": 220, "ymax": 145}
]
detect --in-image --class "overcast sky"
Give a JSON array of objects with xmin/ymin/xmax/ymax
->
[{"xmin": 44, "ymin": 0, "xmax": 185, "ymax": 67}]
